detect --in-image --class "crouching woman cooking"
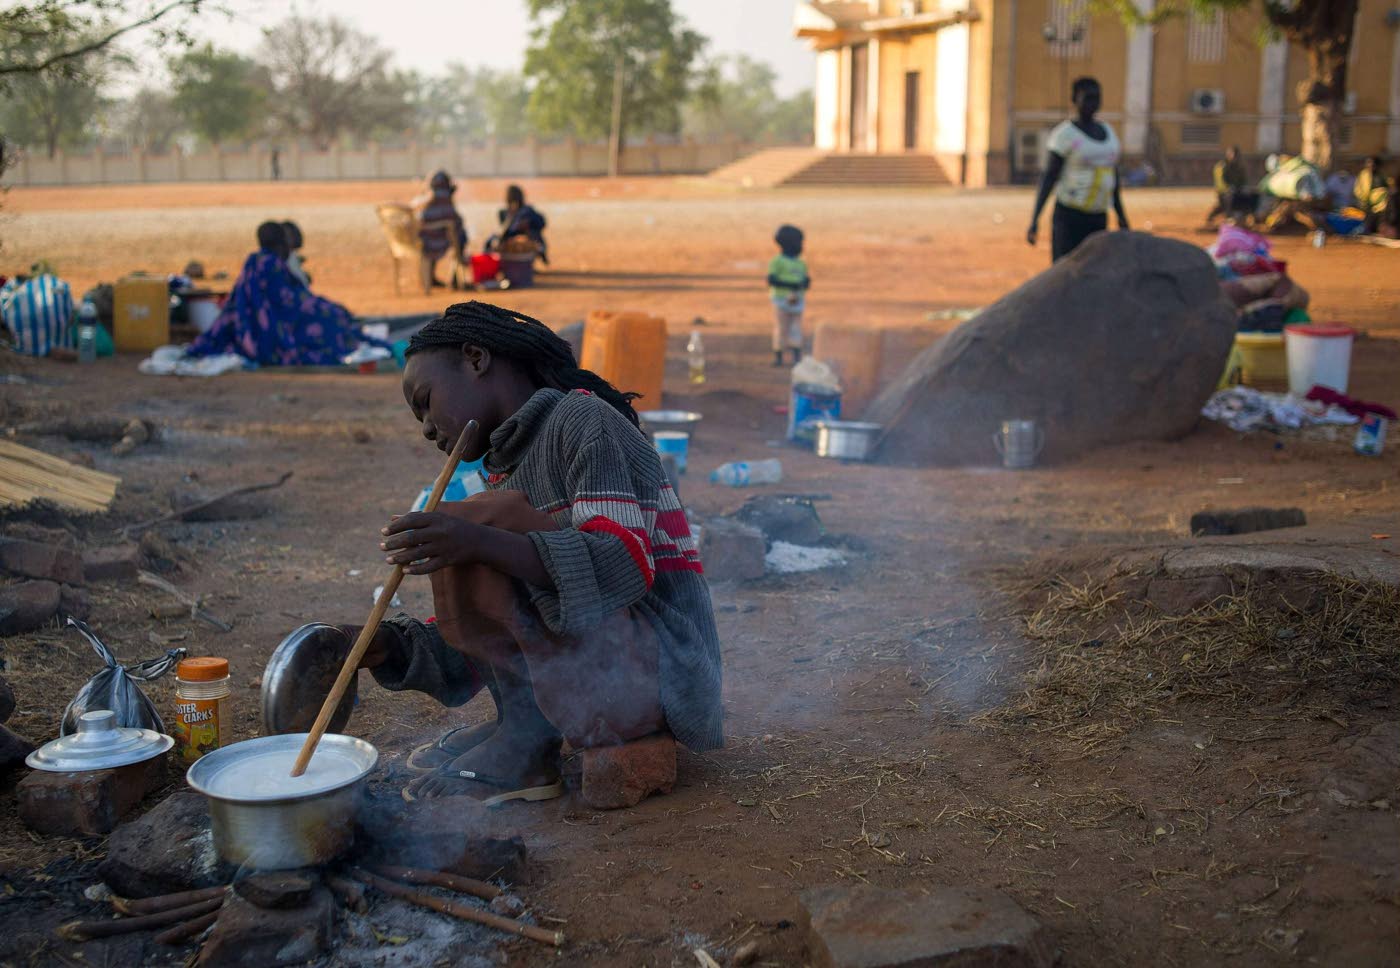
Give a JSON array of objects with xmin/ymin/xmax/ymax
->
[{"xmin": 343, "ymin": 302, "xmax": 721, "ymax": 805}]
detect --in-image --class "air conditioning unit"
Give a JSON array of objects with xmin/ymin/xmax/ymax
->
[
  {"xmin": 1343, "ymin": 91, "xmax": 1358, "ymax": 115},
  {"xmin": 1014, "ymin": 128, "xmax": 1049, "ymax": 173},
  {"xmin": 1189, "ymin": 88, "xmax": 1225, "ymax": 114}
]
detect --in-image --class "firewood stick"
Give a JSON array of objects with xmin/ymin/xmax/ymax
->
[
  {"xmin": 367, "ymin": 864, "xmax": 502, "ymax": 901},
  {"xmin": 351, "ymin": 868, "xmax": 563, "ymax": 948},
  {"xmin": 122, "ymin": 471, "xmax": 293, "ymax": 536},
  {"xmin": 112, "ymin": 885, "xmax": 228, "ymax": 916},
  {"xmin": 58, "ymin": 896, "xmax": 224, "ymax": 941},
  {"xmin": 153, "ymin": 910, "xmax": 220, "ymax": 945},
  {"xmin": 327, "ymin": 874, "xmax": 369, "ymax": 914},
  {"xmin": 291, "ymin": 421, "xmax": 476, "ymax": 778}
]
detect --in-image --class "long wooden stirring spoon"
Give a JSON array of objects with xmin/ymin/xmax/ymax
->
[{"xmin": 291, "ymin": 421, "xmax": 478, "ymax": 777}]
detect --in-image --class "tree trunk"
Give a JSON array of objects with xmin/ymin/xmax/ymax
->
[
  {"xmin": 1277, "ymin": 0, "xmax": 1358, "ymax": 172},
  {"xmin": 608, "ymin": 53, "xmax": 625, "ymax": 179},
  {"xmin": 1297, "ymin": 40, "xmax": 1348, "ymax": 171}
]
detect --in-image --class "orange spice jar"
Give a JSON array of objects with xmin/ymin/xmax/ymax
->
[{"xmin": 172, "ymin": 657, "xmax": 230, "ymax": 762}]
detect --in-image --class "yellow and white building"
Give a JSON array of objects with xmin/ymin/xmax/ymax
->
[{"xmin": 795, "ymin": 0, "xmax": 1400, "ymax": 184}]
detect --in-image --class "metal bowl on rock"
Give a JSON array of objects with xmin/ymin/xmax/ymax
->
[
  {"xmin": 186, "ymin": 733, "xmax": 378, "ymax": 870},
  {"xmin": 262, "ymin": 623, "xmax": 357, "ymax": 737}
]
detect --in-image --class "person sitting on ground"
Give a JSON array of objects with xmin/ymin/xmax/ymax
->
[
  {"xmin": 767, "ymin": 224, "xmax": 809, "ymax": 367},
  {"xmin": 1206, "ymin": 146, "xmax": 1257, "ymax": 225},
  {"xmin": 282, "ymin": 220, "xmax": 311, "ymax": 287},
  {"xmin": 186, "ymin": 221, "xmax": 375, "ymax": 366},
  {"xmin": 417, "ymin": 171, "xmax": 468, "ymax": 288},
  {"xmin": 485, "ymin": 185, "xmax": 548, "ymax": 265},
  {"xmin": 337, "ymin": 301, "xmax": 722, "ymax": 804},
  {"xmin": 1258, "ymin": 154, "xmax": 1327, "ymax": 233},
  {"xmin": 1354, "ymin": 156, "xmax": 1395, "ymax": 235},
  {"xmin": 1027, "ymin": 76, "xmax": 1130, "ymax": 262}
]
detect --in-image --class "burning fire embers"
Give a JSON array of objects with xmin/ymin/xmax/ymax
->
[
  {"xmin": 60, "ymin": 863, "xmax": 561, "ymax": 961},
  {"xmin": 76, "ymin": 788, "xmax": 550, "ymax": 963}
]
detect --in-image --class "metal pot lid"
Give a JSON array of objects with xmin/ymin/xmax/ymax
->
[
  {"xmin": 26, "ymin": 710, "xmax": 173, "ymax": 772},
  {"xmin": 261, "ymin": 624, "xmax": 357, "ymax": 737}
]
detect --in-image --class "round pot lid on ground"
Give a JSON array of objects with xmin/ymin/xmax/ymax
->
[
  {"xmin": 261, "ymin": 623, "xmax": 357, "ymax": 737},
  {"xmin": 26, "ymin": 709, "xmax": 173, "ymax": 772}
]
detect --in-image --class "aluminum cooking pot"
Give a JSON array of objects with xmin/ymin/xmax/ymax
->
[
  {"xmin": 814, "ymin": 420, "xmax": 882, "ymax": 461},
  {"xmin": 186, "ymin": 733, "xmax": 377, "ymax": 870}
]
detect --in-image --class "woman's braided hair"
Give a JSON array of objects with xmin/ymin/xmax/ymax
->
[{"xmin": 406, "ymin": 301, "xmax": 641, "ymax": 427}]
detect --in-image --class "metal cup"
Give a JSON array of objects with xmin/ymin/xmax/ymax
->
[{"xmin": 993, "ymin": 419, "xmax": 1044, "ymax": 469}]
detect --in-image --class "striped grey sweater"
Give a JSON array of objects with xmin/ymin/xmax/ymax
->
[{"xmin": 376, "ymin": 388, "xmax": 723, "ymax": 751}]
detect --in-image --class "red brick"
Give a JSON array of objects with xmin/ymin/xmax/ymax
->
[
  {"xmin": 17, "ymin": 755, "xmax": 166, "ymax": 836},
  {"xmin": 697, "ymin": 518, "xmax": 766, "ymax": 582},
  {"xmin": 60, "ymin": 584, "xmax": 91, "ymax": 621},
  {"xmin": 0, "ymin": 724, "xmax": 35, "ymax": 773},
  {"xmin": 0, "ymin": 580, "xmax": 61, "ymax": 636},
  {"xmin": 801, "ymin": 885, "xmax": 1052, "ymax": 968},
  {"xmin": 82, "ymin": 544, "xmax": 142, "ymax": 582},
  {"xmin": 197, "ymin": 886, "xmax": 335, "ymax": 967},
  {"xmin": 0, "ymin": 539, "xmax": 84, "ymax": 584},
  {"xmin": 580, "ymin": 733, "xmax": 677, "ymax": 810}
]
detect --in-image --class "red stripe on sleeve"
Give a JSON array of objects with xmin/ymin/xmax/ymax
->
[{"xmin": 580, "ymin": 515, "xmax": 655, "ymax": 588}]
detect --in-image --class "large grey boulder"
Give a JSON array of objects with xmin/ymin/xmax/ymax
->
[{"xmin": 867, "ymin": 232, "xmax": 1236, "ymax": 465}]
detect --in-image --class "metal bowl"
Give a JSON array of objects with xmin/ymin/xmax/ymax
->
[
  {"xmin": 640, "ymin": 410, "xmax": 702, "ymax": 439},
  {"xmin": 261, "ymin": 624, "xmax": 357, "ymax": 737},
  {"xmin": 814, "ymin": 421, "xmax": 883, "ymax": 461},
  {"xmin": 186, "ymin": 733, "xmax": 378, "ymax": 870}
]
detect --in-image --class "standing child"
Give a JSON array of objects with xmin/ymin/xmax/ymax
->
[
  {"xmin": 767, "ymin": 224, "xmax": 810, "ymax": 367},
  {"xmin": 339, "ymin": 302, "xmax": 722, "ymax": 805}
]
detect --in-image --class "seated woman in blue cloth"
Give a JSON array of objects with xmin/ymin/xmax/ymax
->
[
  {"xmin": 187, "ymin": 222, "xmax": 373, "ymax": 366},
  {"xmin": 484, "ymin": 185, "xmax": 548, "ymax": 265}
]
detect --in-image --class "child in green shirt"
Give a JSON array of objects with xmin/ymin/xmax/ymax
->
[{"xmin": 767, "ymin": 224, "xmax": 810, "ymax": 367}]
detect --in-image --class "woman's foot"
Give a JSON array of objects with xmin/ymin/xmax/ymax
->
[
  {"xmin": 403, "ymin": 729, "xmax": 562, "ymax": 804},
  {"xmin": 404, "ymin": 721, "xmax": 499, "ymax": 774}
]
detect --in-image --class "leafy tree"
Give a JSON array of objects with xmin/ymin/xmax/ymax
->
[
  {"xmin": 415, "ymin": 65, "xmax": 532, "ymax": 143},
  {"xmin": 0, "ymin": 26, "xmax": 113, "ymax": 157},
  {"xmin": 170, "ymin": 44, "xmax": 266, "ymax": 145},
  {"xmin": 0, "ymin": 0, "xmax": 204, "ymax": 81},
  {"xmin": 523, "ymin": 0, "xmax": 707, "ymax": 175},
  {"xmin": 1102, "ymin": 0, "xmax": 1357, "ymax": 170},
  {"xmin": 257, "ymin": 15, "xmax": 412, "ymax": 148},
  {"xmin": 111, "ymin": 86, "xmax": 183, "ymax": 151},
  {"xmin": 683, "ymin": 55, "xmax": 812, "ymax": 143}
]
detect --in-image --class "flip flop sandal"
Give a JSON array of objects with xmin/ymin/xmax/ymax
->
[
  {"xmin": 401, "ymin": 766, "xmax": 564, "ymax": 807},
  {"xmin": 404, "ymin": 722, "xmax": 498, "ymax": 775}
]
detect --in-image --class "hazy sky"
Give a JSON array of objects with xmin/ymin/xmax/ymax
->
[{"xmin": 198, "ymin": 0, "xmax": 816, "ymax": 96}]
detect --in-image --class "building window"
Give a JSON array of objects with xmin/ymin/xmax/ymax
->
[
  {"xmin": 1181, "ymin": 122, "xmax": 1221, "ymax": 147},
  {"xmin": 1187, "ymin": 9, "xmax": 1225, "ymax": 64},
  {"xmin": 1048, "ymin": 0, "xmax": 1091, "ymax": 59}
]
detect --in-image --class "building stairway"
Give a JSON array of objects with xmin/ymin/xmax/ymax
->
[{"xmin": 709, "ymin": 148, "xmax": 954, "ymax": 188}]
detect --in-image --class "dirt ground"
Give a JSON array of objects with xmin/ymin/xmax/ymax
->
[{"xmin": 0, "ymin": 179, "xmax": 1398, "ymax": 967}]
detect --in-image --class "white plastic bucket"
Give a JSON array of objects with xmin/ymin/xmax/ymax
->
[
  {"xmin": 187, "ymin": 296, "xmax": 222, "ymax": 333},
  {"xmin": 1284, "ymin": 323, "xmax": 1353, "ymax": 395}
]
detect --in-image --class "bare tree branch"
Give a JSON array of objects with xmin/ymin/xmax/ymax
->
[{"xmin": 0, "ymin": 0, "xmax": 201, "ymax": 77}]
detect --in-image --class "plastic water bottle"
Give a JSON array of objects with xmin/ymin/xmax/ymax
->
[
  {"xmin": 709, "ymin": 458, "xmax": 782, "ymax": 487},
  {"xmin": 687, "ymin": 328, "xmax": 706, "ymax": 385},
  {"xmin": 77, "ymin": 299, "xmax": 98, "ymax": 364}
]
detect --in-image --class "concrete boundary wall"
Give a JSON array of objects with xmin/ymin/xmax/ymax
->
[{"xmin": 9, "ymin": 136, "xmax": 788, "ymax": 187}]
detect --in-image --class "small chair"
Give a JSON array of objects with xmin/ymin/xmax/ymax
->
[{"xmin": 376, "ymin": 203, "xmax": 426, "ymax": 295}]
